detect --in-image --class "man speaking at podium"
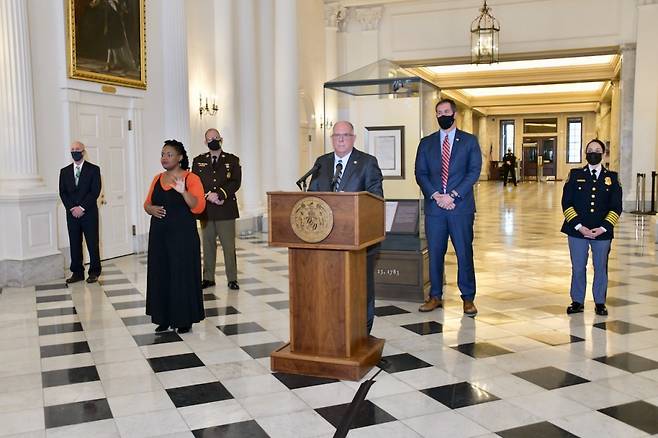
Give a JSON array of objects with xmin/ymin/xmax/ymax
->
[{"xmin": 308, "ymin": 121, "xmax": 383, "ymax": 334}]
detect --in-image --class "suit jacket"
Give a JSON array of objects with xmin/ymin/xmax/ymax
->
[
  {"xmin": 415, "ymin": 129, "xmax": 482, "ymax": 216},
  {"xmin": 308, "ymin": 148, "xmax": 383, "ymax": 197},
  {"xmin": 561, "ymin": 166, "xmax": 622, "ymax": 240},
  {"xmin": 191, "ymin": 150, "xmax": 241, "ymax": 220},
  {"xmin": 59, "ymin": 161, "xmax": 102, "ymax": 214},
  {"xmin": 502, "ymin": 153, "xmax": 517, "ymax": 168}
]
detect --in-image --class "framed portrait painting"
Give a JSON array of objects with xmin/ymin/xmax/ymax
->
[
  {"xmin": 67, "ymin": 0, "xmax": 147, "ymax": 89},
  {"xmin": 365, "ymin": 126, "xmax": 405, "ymax": 179}
]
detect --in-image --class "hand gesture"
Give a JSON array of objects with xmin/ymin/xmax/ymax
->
[
  {"xmin": 147, "ymin": 205, "xmax": 166, "ymax": 219},
  {"xmin": 578, "ymin": 225, "xmax": 595, "ymax": 239},
  {"xmin": 70, "ymin": 206, "xmax": 85, "ymax": 218},
  {"xmin": 589, "ymin": 227, "xmax": 606, "ymax": 239},
  {"xmin": 171, "ymin": 176, "xmax": 186, "ymax": 194},
  {"xmin": 207, "ymin": 192, "xmax": 220, "ymax": 204}
]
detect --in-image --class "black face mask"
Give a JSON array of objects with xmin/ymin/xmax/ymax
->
[
  {"xmin": 437, "ymin": 115, "xmax": 455, "ymax": 130},
  {"xmin": 208, "ymin": 139, "xmax": 221, "ymax": 151},
  {"xmin": 586, "ymin": 152, "xmax": 603, "ymax": 165},
  {"xmin": 71, "ymin": 151, "xmax": 83, "ymax": 161}
]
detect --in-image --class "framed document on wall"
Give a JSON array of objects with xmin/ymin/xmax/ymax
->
[
  {"xmin": 365, "ymin": 125, "xmax": 405, "ymax": 179},
  {"xmin": 67, "ymin": 0, "xmax": 147, "ymax": 89}
]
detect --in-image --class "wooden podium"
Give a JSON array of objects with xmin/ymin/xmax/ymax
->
[{"xmin": 267, "ymin": 191, "xmax": 386, "ymax": 381}]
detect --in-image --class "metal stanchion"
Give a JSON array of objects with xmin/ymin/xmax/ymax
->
[
  {"xmin": 632, "ymin": 173, "xmax": 647, "ymax": 214},
  {"xmin": 649, "ymin": 171, "xmax": 657, "ymax": 215}
]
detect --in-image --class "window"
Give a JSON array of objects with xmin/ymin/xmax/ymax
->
[
  {"xmin": 567, "ymin": 118, "xmax": 583, "ymax": 163},
  {"xmin": 500, "ymin": 120, "xmax": 514, "ymax": 159},
  {"xmin": 523, "ymin": 118, "xmax": 557, "ymax": 134}
]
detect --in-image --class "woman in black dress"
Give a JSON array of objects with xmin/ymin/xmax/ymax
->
[{"xmin": 144, "ymin": 140, "xmax": 206, "ymax": 333}]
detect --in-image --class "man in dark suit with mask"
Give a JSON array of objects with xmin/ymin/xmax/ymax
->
[
  {"xmin": 59, "ymin": 141, "xmax": 102, "ymax": 283},
  {"xmin": 192, "ymin": 128, "xmax": 242, "ymax": 291},
  {"xmin": 501, "ymin": 148, "xmax": 517, "ymax": 186},
  {"xmin": 308, "ymin": 121, "xmax": 383, "ymax": 334},
  {"xmin": 415, "ymin": 99, "xmax": 482, "ymax": 316}
]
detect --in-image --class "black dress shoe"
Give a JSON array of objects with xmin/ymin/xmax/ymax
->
[
  {"xmin": 201, "ymin": 280, "xmax": 216, "ymax": 289},
  {"xmin": 66, "ymin": 274, "xmax": 84, "ymax": 284},
  {"xmin": 86, "ymin": 274, "xmax": 98, "ymax": 283},
  {"xmin": 595, "ymin": 304, "xmax": 608, "ymax": 316},
  {"xmin": 177, "ymin": 326, "xmax": 191, "ymax": 333},
  {"xmin": 155, "ymin": 324, "xmax": 169, "ymax": 332},
  {"xmin": 566, "ymin": 301, "xmax": 584, "ymax": 314},
  {"xmin": 227, "ymin": 281, "xmax": 240, "ymax": 290}
]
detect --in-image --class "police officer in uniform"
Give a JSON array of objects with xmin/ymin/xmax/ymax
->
[
  {"xmin": 192, "ymin": 129, "xmax": 241, "ymax": 290},
  {"xmin": 501, "ymin": 148, "xmax": 517, "ymax": 186},
  {"xmin": 561, "ymin": 139, "xmax": 621, "ymax": 316}
]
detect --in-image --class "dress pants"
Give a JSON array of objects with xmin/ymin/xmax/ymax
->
[
  {"xmin": 425, "ymin": 213, "xmax": 476, "ymax": 301},
  {"xmin": 66, "ymin": 210, "xmax": 101, "ymax": 276},
  {"xmin": 200, "ymin": 219, "xmax": 238, "ymax": 283},
  {"xmin": 567, "ymin": 236, "xmax": 611, "ymax": 304}
]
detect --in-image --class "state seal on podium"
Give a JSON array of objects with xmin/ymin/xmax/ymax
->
[{"xmin": 290, "ymin": 196, "xmax": 334, "ymax": 243}]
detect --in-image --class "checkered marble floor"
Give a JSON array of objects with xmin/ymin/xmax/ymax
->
[{"xmin": 2, "ymin": 181, "xmax": 658, "ymax": 437}]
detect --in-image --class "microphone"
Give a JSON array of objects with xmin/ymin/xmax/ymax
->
[
  {"xmin": 331, "ymin": 161, "xmax": 343, "ymax": 191},
  {"xmin": 296, "ymin": 162, "xmax": 321, "ymax": 191}
]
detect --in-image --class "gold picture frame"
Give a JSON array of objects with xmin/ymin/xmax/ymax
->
[{"xmin": 67, "ymin": 0, "xmax": 146, "ymax": 89}]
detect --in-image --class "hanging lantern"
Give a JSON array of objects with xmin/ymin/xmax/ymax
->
[{"xmin": 471, "ymin": 0, "xmax": 500, "ymax": 64}]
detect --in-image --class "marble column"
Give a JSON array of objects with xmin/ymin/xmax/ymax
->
[
  {"xmin": 0, "ymin": 0, "xmax": 62, "ymax": 286},
  {"xmin": 259, "ymin": 0, "xmax": 277, "ymax": 195},
  {"xmin": 324, "ymin": 3, "xmax": 345, "ymax": 148},
  {"xmin": 618, "ymin": 43, "xmax": 635, "ymax": 208},
  {"xmin": 462, "ymin": 108, "xmax": 474, "ymax": 134},
  {"xmin": 161, "ymin": 0, "xmax": 191, "ymax": 147},
  {"xmin": 274, "ymin": 0, "xmax": 299, "ymax": 188},
  {"xmin": 236, "ymin": 0, "xmax": 263, "ymax": 216},
  {"xmin": 610, "ymin": 81, "xmax": 620, "ymax": 171}
]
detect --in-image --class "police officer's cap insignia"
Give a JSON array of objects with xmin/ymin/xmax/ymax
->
[
  {"xmin": 199, "ymin": 162, "xmax": 207, "ymax": 167},
  {"xmin": 604, "ymin": 177, "xmax": 612, "ymax": 186}
]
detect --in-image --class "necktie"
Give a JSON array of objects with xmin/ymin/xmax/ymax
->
[
  {"xmin": 75, "ymin": 166, "xmax": 81, "ymax": 186},
  {"xmin": 212, "ymin": 156, "xmax": 217, "ymax": 167},
  {"xmin": 441, "ymin": 134, "xmax": 451, "ymax": 193},
  {"xmin": 591, "ymin": 169, "xmax": 597, "ymax": 180},
  {"xmin": 334, "ymin": 160, "xmax": 343, "ymax": 192}
]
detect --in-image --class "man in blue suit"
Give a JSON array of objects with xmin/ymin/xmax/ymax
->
[{"xmin": 415, "ymin": 99, "xmax": 482, "ymax": 316}]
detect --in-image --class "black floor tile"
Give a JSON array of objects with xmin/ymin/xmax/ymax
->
[
  {"xmin": 267, "ymin": 300, "xmax": 289, "ymax": 310},
  {"xmin": 513, "ymin": 366, "xmax": 589, "ymax": 390},
  {"xmin": 593, "ymin": 352, "xmax": 658, "ymax": 373},
  {"xmin": 241, "ymin": 341, "xmax": 285, "ymax": 359},
  {"xmin": 379, "ymin": 353, "xmax": 433, "ymax": 373},
  {"xmin": 606, "ymin": 280, "xmax": 629, "ymax": 287},
  {"xmin": 599, "ymin": 401, "xmax": 658, "ymax": 434},
  {"xmin": 217, "ymin": 322, "xmax": 265, "ymax": 336},
  {"xmin": 452, "ymin": 342, "xmax": 513, "ymax": 358},
  {"xmin": 42, "ymin": 366, "xmax": 100, "ymax": 388},
  {"xmin": 38, "ymin": 322, "xmax": 84, "ymax": 336},
  {"xmin": 40, "ymin": 341, "xmax": 91, "ymax": 358},
  {"xmin": 193, "ymin": 420, "xmax": 269, "ymax": 438},
  {"xmin": 401, "ymin": 321, "xmax": 444, "ymax": 335},
  {"xmin": 37, "ymin": 307, "xmax": 77, "ymax": 318},
  {"xmin": 35, "ymin": 283, "xmax": 68, "ymax": 291},
  {"xmin": 273, "ymin": 372, "xmax": 338, "ymax": 389},
  {"xmin": 101, "ymin": 269, "xmax": 123, "ymax": 275},
  {"xmin": 121, "ymin": 315, "xmax": 153, "ymax": 326},
  {"xmin": 265, "ymin": 265, "xmax": 289, "ymax": 272},
  {"xmin": 36, "ymin": 294, "xmax": 71, "ymax": 303},
  {"xmin": 644, "ymin": 291, "xmax": 658, "ymax": 298},
  {"xmin": 634, "ymin": 274, "xmax": 658, "ymax": 282},
  {"xmin": 133, "ymin": 332, "xmax": 183, "ymax": 346},
  {"xmin": 250, "ymin": 240, "xmax": 268, "ymax": 244},
  {"xmin": 166, "ymin": 381, "xmax": 233, "ymax": 408},
  {"xmin": 99, "ymin": 278, "xmax": 131, "ymax": 286},
  {"xmin": 421, "ymin": 381, "xmax": 499, "ymax": 409},
  {"xmin": 244, "ymin": 287, "xmax": 284, "ymax": 296},
  {"xmin": 112, "ymin": 299, "xmax": 147, "ymax": 310},
  {"xmin": 374, "ymin": 306, "xmax": 411, "ymax": 317},
  {"xmin": 605, "ymin": 297, "xmax": 637, "ymax": 307},
  {"xmin": 44, "ymin": 398, "xmax": 113, "ymax": 429},
  {"xmin": 526, "ymin": 332, "xmax": 584, "ymax": 346},
  {"xmin": 148, "ymin": 353, "xmax": 204, "ymax": 373},
  {"xmin": 204, "ymin": 306, "xmax": 240, "ymax": 317},
  {"xmin": 497, "ymin": 421, "xmax": 579, "ymax": 438},
  {"xmin": 104, "ymin": 288, "xmax": 142, "ymax": 297},
  {"xmin": 237, "ymin": 277, "xmax": 261, "ymax": 284},
  {"xmin": 475, "ymin": 312, "xmax": 519, "ymax": 324},
  {"xmin": 593, "ymin": 320, "xmax": 651, "ymax": 334},
  {"xmin": 203, "ymin": 293, "xmax": 219, "ymax": 301},
  {"xmin": 316, "ymin": 399, "xmax": 396, "ymax": 430}
]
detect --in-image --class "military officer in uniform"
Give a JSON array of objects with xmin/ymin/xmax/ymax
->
[
  {"xmin": 561, "ymin": 139, "xmax": 621, "ymax": 316},
  {"xmin": 192, "ymin": 129, "xmax": 241, "ymax": 290},
  {"xmin": 501, "ymin": 148, "xmax": 517, "ymax": 186}
]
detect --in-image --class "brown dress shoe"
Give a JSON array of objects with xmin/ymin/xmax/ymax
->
[
  {"xmin": 419, "ymin": 297, "xmax": 443, "ymax": 312},
  {"xmin": 463, "ymin": 300, "xmax": 478, "ymax": 317}
]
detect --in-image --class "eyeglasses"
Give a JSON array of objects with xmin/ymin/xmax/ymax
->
[{"xmin": 331, "ymin": 134, "xmax": 355, "ymax": 140}]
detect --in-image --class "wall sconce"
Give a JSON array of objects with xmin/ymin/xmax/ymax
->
[
  {"xmin": 320, "ymin": 118, "xmax": 334, "ymax": 129},
  {"xmin": 199, "ymin": 95, "xmax": 218, "ymax": 118}
]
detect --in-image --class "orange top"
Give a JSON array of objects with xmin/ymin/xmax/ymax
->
[{"xmin": 144, "ymin": 171, "xmax": 206, "ymax": 214}]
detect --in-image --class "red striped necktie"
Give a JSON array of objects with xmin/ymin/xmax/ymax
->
[{"xmin": 441, "ymin": 134, "xmax": 451, "ymax": 193}]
